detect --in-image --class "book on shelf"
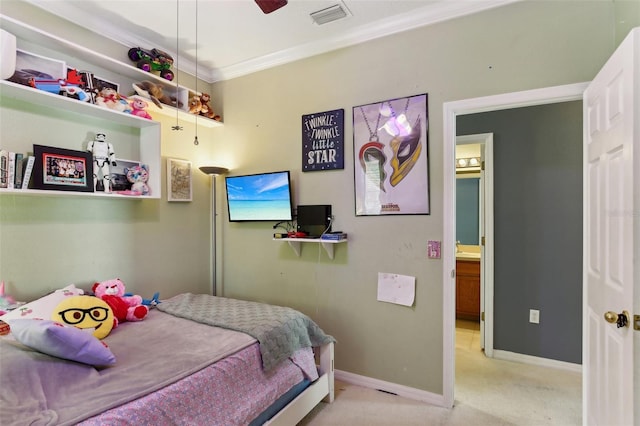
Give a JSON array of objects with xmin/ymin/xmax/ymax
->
[
  {"xmin": 21, "ymin": 156, "xmax": 35, "ymax": 190},
  {"xmin": 320, "ymin": 232, "xmax": 347, "ymax": 241},
  {"xmin": 14, "ymin": 153, "xmax": 24, "ymax": 189},
  {"xmin": 0, "ymin": 150, "xmax": 7, "ymax": 188},
  {"xmin": 7, "ymin": 152, "xmax": 15, "ymax": 189}
]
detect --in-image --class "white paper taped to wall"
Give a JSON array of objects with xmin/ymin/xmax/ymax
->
[{"xmin": 377, "ymin": 272, "xmax": 415, "ymax": 307}]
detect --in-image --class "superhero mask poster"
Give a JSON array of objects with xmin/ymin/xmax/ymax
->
[{"xmin": 353, "ymin": 93, "xmax": 430, "ymax": 216}]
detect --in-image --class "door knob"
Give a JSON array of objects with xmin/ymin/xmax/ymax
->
[{"xmin": 604, "ymin": 310, "xmax": 630, "ymax": 328}]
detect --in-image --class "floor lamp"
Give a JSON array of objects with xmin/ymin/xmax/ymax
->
[{"xmin": 199, "ymin": 166, "xmax": 229, "ymax": 296}]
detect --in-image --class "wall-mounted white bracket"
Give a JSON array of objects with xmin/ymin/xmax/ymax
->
[{"xmin": 275, "ymin": 238, "xmax": 347, "ymax": 260}]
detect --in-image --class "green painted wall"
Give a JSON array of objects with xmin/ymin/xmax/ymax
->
[
  {"xmin": 211, "ymin": 1, "xmax": 622, "ymax": 394},
  {"xmin": 0, "ymin": 1, "xmax": 220, "ymax": 301}
]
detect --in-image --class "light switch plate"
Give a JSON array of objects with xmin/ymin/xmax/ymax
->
[{"xmin": 427, "ymin": 240, "xmax": 441, "ymax": 259}]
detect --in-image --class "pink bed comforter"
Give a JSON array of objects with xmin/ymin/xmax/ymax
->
[
  {"xmin": 79, "ymin": 336, "xmax": 318, "ymax": 425},
  {"xmin": 1, "ymin": 308, "xmax": 319, "ymax": 426}
]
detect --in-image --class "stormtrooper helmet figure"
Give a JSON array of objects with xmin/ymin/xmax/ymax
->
[{"xmin": 87, "ymin": 131, "xmax": 117, "ymax": 192}]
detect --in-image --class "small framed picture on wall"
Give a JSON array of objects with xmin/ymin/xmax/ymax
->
[{"xmin": 167, "ymin": 158, "xmax": 192, "ymax": 202}]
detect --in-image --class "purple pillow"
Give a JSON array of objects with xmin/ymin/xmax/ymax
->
[{"xmin": 8, "ymin": 319, "xmax": 116, "ymax": 366}]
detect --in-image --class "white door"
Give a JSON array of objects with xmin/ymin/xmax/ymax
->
[
  {"xmin": 584, "ymin": 28, "xmax": 637, "ymax": 425},
  {"xmin": 481, "ymin": 135, "xmax": 494, "ymax": 356},
  {"xmin": 479, "ymin": 146, "xmax": 486, "ymax": 350},
  {"xmin": 455, "ymin": 133, "xmax": 494, "ymax": 353}
]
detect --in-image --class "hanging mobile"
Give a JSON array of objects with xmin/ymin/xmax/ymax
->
[
  {"xmin": 171, "ymin": 0, "xmax": 183, "ymax": 131},
  {"xmin": 193, "ymin": 0, "xmax": 199, "ymax": 145}
]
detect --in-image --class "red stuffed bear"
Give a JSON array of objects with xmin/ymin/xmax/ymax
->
[{"xmin": 92, "ymin": 278, "xmax": 148, "ymax": 328}]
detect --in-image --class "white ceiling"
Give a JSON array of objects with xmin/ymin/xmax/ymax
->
[{"xmin": 27, "ymin": 0, "xmax": 519, "ymax": 83}]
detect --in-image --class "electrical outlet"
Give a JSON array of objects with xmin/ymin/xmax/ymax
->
[{"xmin": 529, "ymin": 309, "xmax": 540, "ymax": 324}]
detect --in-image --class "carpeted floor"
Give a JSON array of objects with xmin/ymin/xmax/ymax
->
[{"xmin": 299, "ymin": 321, "xmax": 581, "ymax": 425}]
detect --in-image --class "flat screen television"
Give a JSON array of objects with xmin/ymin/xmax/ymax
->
[{"xmin": 225, "ymin": 171, "xmax": 294, "ymax": 222}]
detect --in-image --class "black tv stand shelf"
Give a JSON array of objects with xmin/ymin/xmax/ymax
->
[{"xmin": 274, "ymin": 237, "xmax": 347, "ymax": 259}]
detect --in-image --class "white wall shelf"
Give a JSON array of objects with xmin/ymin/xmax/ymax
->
[
  {"xmin": 0, "ymin": 14, "xmax": 222, "ymax": 128},
  {"xmin": 0, "ymin": 80, "xmax": 161, "ymax": 199},
  {"xmin": 0, "ymin": 80, "xmax": 158, "ymax": 128},
  {"xmin": 145, "ymin": 101, "xmax": 222, "ymax": 128},
  {"xmin": 274, "ymin": 238, "xmax": 347, "ymax": 260},
  {"xmin": 0, "ymin": 15, "xmax": 185, "ymax": 199},
  {"xmin": 0, "ymin": 187, "xmax": 156, "ymax": 199}
]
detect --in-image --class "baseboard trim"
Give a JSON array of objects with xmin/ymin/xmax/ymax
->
[
  {"xmin": 492, "ymin": 349, "xmax": 582, "ymax": 373},
  {"xmin": 334, "ymin": 369, "xmax": 446, "ymax": 407}
]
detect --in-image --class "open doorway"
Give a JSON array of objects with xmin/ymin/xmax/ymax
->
[
  {"xmin": 455, "ymin": 133, "xmax": 494, "ymax": 355},
  {"xmin": 442, "ymin": 83, "xmax": 587, "ymax": 409},
  {"xmin": 447, "ymin": 89, "xmax": 585, "ymax": 424}
]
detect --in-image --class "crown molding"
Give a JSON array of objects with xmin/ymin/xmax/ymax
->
[
  {"xmin": 216, "ymin": 0, "xmax": 519, "ymax": 82},
  {"xmin": 217, "ymin": 0, "xmax": 520, "ymax": 82},
  {"xmin": 26, "ymin": 0, "xmax": 520, "ymax": 83}
]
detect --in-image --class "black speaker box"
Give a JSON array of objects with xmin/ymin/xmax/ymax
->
[{"xmin": 296, "ymin": 205, "xmax": 332, "ymax": 236}]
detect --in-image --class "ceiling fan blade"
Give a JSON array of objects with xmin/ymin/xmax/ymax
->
[{"xmin": 255, "ymin": 0, "xmax": 288, "ymax": 14}]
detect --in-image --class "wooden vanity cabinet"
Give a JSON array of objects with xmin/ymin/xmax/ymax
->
[{"xmin": 456, "ymin": 259, "xmax": 480, "ymax": 321}]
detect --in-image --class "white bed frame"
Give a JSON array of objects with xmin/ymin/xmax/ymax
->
[{"xmin": 266, "ymin": 342, "xmax": 334, "ymax": 425}]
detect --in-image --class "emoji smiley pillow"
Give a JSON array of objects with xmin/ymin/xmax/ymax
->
[
  {"xmin": 2, "ymin": 295, "xmax": 116, "ymax": 366},
  {"xmin": 52, "ymin": 295, "xmax": 115, "ymax": 339}
]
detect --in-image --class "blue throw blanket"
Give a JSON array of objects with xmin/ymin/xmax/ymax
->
[{"xmin": 158, "ymin": 293, "xmax": 335, "ymax": 371}]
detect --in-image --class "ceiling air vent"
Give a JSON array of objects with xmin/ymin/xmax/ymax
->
[{"xmin": 310, "ymin": 2, "xmax": 351, "ymax": 25}]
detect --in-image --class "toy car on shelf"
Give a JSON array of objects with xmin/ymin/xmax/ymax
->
[
  {"xmin": 8, "ymin": 68, "xmax": 53, "ymax": 85},
  {"xmin": 127, "ymin": 47, "xmax": 174, "ymax": 81},
  {"xmin": 31, "ymin": 79, "xmax": 89, "ymax": 101},
  {"xmin": 8, "ymin": 68, "xmax": 90, "ymax": 101}
]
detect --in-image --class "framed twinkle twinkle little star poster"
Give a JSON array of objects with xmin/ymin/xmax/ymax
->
[{"xmin": 301, "ymin": 108, "xmax": 344, "ymax": 172}]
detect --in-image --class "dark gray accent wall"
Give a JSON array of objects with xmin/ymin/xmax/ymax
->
[{"xmin": 457, "ymin": 101, "xmax": 583, "ymax": 364}]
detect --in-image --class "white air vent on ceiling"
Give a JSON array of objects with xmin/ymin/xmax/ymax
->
[{"xmin": 310, "ymin": 2, "xmax": 352, "ymax": 25}]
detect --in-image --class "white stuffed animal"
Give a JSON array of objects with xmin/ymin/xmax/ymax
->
[{"xmin": 125, "ymin": 164, "xmax": 150, "ymax": 196}]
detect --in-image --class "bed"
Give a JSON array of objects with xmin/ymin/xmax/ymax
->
[{"xmin": 0, "ymin": 291, "xmax": 335, "ymax": 425}]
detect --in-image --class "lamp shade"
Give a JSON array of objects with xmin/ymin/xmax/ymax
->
[{"xmin": 199, "ymin": 166, "xmax": 229, "ymax": 176}]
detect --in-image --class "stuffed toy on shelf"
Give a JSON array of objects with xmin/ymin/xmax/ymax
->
[
  {"xmin": 129, "ymin": 95, "xmax": 153, "ymax": 120},
  {"xmin": 132, "ymin": 80, "xmax": 182, "ymax": 109},
  {"xmin": 125, "ymin": 164, "xmax": 150, "ymax": 196},
  {"xmin": 188, "ymin": 94, "xmax": 202, "ymax": 114},
  {"xmin": 187, "ymin": 92, "xmax": 221, "ymax": 122},
  {"xmin": 95, "ymin": 87, "xmax": 130, "ymax": 113},
  {"xmin": 198, "ymin": 93, "xmax": 221, "ymax": 121},
  {"xmin": 92, "ymin": 278, "xmax": 148, "ymax": 328},
  {"xmin": 87, "ymin": 131, "xmax": 116, "ymax": 193}
]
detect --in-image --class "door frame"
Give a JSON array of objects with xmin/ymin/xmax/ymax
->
[{"xmin": 442, "ymin": 82, "xmax": 588, "ymax": 408}]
